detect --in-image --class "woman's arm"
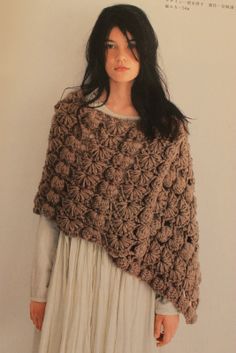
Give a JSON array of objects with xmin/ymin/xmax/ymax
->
[{"xmin": 30, "ymin": 215, "xmax": 60, "ymax": 302}]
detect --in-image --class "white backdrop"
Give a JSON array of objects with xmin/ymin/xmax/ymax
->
[{"xmin": 1, "ymin": 1, "xmax": 235, "ymax": 352}]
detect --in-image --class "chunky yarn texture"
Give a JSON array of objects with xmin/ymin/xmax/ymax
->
[{"xmin": 33, "ymin": 88, "xmax": 201, "ymax": 324}]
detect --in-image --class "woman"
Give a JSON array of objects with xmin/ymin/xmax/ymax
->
[{"xmin": 29, "ymin": 4, "xmax": 201, "ymax": 353}]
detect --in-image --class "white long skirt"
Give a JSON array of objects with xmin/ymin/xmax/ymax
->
[{"xmin": 32, "ymin": 231, "xmax": 158, "ymax": 353}]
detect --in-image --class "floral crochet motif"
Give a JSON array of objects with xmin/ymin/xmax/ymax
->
[{"xmin": 33, "ymin": 88, "xmax": 201, "ymax": 324}]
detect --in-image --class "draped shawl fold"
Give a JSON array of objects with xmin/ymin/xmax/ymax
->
[{"xmin": 33, "ymin": 88, "xmax": 201, "ymax": 324}]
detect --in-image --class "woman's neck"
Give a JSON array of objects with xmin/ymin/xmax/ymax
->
[{"xmin": 100, "ymin": 84, "xmax": 138, "ymax": 117}]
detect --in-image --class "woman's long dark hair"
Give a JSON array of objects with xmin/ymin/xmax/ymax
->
[{"xmin": 62, "ymin": 4, "xmax": 191, "ymax": 142}]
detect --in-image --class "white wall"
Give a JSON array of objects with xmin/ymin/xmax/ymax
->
[{"xmin": 1, "ymin": 1, "xmax": 235, "ymax": 352}]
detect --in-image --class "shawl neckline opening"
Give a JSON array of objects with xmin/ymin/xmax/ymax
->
[{"xmin": 84, "ymin": 105, "xmax": 141, "ymax": 127}]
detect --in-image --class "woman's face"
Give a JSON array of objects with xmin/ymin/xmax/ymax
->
[{"xmin": 104, "ymin": 26, "xmax": 140, "ymax": 84}]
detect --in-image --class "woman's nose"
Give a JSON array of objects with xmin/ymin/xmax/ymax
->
[{"xmin": 115, "ymin": 48, "xmax": 128, "ymax": 60}]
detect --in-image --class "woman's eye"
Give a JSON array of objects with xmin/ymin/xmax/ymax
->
[
  {"xmin": 105, "ymin": 43, "xmax": 115, "ymax": 49},
  {"xmin": 105, "ymin": 43, "xmax": 136, "ymax": 50}
]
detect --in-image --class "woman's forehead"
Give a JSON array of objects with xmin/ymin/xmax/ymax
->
[{"xmin": 106, "ymin": 27, "xmax": 135, "ymax": 41}]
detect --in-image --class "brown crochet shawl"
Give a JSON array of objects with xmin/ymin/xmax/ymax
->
[{"xmin": 33, "ymin": 88, "xmax": 201, "ymax": 324}]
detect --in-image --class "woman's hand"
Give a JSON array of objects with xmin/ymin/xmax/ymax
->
[
  {"xmin": 154, "ymin": 313, "xmax": 180, "ymax": 347},
  {"xmin": 29, "ymin": 300, "xmax": 47, "ymax": 331}
]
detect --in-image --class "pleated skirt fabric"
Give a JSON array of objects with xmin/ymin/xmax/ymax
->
[{"xmin": 32, "ymin": 232, "xmax": 159, "ymax": 353}]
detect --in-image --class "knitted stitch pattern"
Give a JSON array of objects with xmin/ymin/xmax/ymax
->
[{"xmin": 33, "ymin": 88, "xmax": 201, "ymax": 324}]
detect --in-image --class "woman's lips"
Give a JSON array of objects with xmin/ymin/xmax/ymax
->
[{"xmin": 115, "ymin": 67, "xmax": 129, "ymax": 71}]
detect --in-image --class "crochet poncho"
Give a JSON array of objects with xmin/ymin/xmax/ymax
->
[{"xmin": 33, "ymin": 88, "xmax": 201, "ymax": 324}]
